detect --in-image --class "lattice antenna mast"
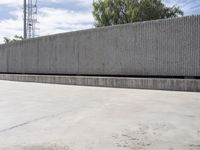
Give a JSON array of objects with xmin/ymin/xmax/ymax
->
[{"xmin": 24, "ymin": 0, "xmax": 37, "ymax": 39}]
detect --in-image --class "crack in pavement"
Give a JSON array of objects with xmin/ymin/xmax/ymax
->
[{"xmin": 0, "ymin": 111, "xmax": 69, "ymax": 134}]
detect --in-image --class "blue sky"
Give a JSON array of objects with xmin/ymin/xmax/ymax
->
[{"xmin": 0, "ymin": 0, "xmax": 200, "ymax": 43}]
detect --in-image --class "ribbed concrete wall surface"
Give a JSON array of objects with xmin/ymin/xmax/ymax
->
[{"xmin": 0, "ymin": 15, "xmax": 200, "ymax": 77}]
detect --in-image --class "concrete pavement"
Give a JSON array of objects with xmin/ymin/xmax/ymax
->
[{"xmin": 0, "ymin": 80, "xmax": 200, "ymax": 150}]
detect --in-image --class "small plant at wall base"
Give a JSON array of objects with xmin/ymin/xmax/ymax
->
[
  {"xmin": 3, "ymin": 35, "xmax": 24, "ymax": 44},
  {"xmin": 92, "ymin": 0, "xmax": 184, "ymax": 27}
]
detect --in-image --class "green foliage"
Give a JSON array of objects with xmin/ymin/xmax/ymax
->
[
  {"xmin": 92, "ymin": 0, "xmax": 183, "ymax": 27},
  {"xmin": 3, "ymin": 35, "xmax": 24, "ymax": 44}
]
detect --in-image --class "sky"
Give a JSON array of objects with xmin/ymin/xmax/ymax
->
[{"xmin": 0, "ymin": 0, "xmax": 200, "ymax": 43}]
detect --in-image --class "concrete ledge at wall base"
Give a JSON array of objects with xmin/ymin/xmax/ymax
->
[{"xmin": 0, "ymin": 74, "xmax": 199, "ymax": 92}]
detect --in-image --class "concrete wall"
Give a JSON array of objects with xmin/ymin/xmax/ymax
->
[
  {"xmin": 0, "ymin": 74, "xmax": 199, "ymax": 92},
  {"xmin": 0, "ymin": 15, "xmax": 200, "ymax": 77}
]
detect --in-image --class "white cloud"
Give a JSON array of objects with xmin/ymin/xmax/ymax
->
[
  {"xmin": 0, "ymin": 0, "xmax": 56, "ymax": 6},
  {"xmin": 0, "ymin": 0, "xmax": 22, "ymax": 6},
  {"xmin": 37, "ymin": 7, "xmax": 94, "ymax": 36},
  {"xmin": 0, "ymin": 8, "xmax": 23, "ymax": 43},
  {"xmin": 47, "ymin": 0, "xmax": 93, "ymax": 6},
  {"xmin": 163, "ymin": 0, "xmax": 200, "ymax": 15},
  {"xmin": 68, "ymin": 0, "xmax": 93, "ymax": 6}
]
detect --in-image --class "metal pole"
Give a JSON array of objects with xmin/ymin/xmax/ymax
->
[{"xmin": 24, "ymin": 0, "xmax": 27, "ymax": 39}]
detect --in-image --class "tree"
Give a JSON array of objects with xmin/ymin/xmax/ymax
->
[
  {"xmin": 92, "ymin": 0, "xmax": 183, "ymax": 27},
  {"xmin": 3, "ymin": 35, "xmax": 24, "ymax": 44}
]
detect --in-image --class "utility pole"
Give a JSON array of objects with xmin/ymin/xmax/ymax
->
[{"xmin": 24, "ymin": 0, "xmax": 27, "ymax": 39}]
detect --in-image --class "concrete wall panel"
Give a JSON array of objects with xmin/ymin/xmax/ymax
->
[{"xmin": 0, "ymin": 15, "xmax": 199, "ymax": 77}]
